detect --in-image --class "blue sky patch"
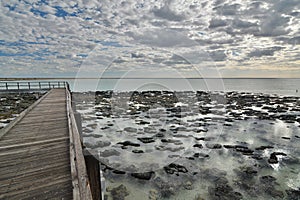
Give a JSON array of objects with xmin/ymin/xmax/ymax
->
[{"xmin": 30, "ymin": 7, "xmax": 48, "ymax": 18}]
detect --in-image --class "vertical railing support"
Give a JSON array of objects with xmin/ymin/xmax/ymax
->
[
  {"xmin": 5, "ymin": 83, "xmax": 8, "ymax": 90},
  {"xmin": 84, "ymin": 151, "xmax": 101, "ymax": 200}
]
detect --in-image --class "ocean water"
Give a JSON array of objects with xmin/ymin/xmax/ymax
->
[
  {"xmin": 74, "ymin": 89, "xmax": 300, "ymax": 200},
  {"xmin": 71, "ymin": 78, "xmax": 300, "ymax": 97},
  {"xmin": 2, "ymin": 78, "xmax": 299, "ymax": 96}
]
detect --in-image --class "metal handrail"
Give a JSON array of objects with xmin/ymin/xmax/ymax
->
[{"xmin": 0, "ymin": 81, "xmax": 69, "ymax": 91}]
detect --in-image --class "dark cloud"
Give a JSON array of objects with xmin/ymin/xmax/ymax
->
[
  {"xmin": 152, "ymin": 2, "xmax": 185, "ymax": 22},
  {"xmin": 214, "ymin": 4, "xmax": 241, "ymax": 16},
  {"xmin": 128, "ymin": 29, "xmax": 196, "ymax": 47},
  {"xmin": 255, "ymin": 12, "xmax": 291, "ymax": 37},
  {"xmin": 209, "ymin": 19, "xmax": 228, "ymax": 28},
  {"xmin": 131, "ymin": 52, "xmax": 144, "ymax": 58},
  {"xmin": 248, "ymin": 47, "xmax": 284, "ymax": 57},
  {"xmin": 209, "ymin": 50, "xmax": 227, "ymax": 61}
]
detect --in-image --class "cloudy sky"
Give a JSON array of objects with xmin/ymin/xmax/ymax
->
[{"xmin": 0, "ymin": 0, "xmax": 299, "ymax": 78}]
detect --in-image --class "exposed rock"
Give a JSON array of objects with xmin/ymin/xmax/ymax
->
[
  {"xmin": 112, "ymin": 170, "xmax": 126, "ymax": 175},
  {"xmin": 161, "ymin": 139, "xmax": 183, "ymax": 145},
  {"xmin": 193, "ymin": 144, "xmax": 203, "ymax": 148},
  {"xmin": 164, "ymin": 163, "xmax": 188, "ymax": 174},
  {"xmin": 255, "ymin": 145, "xmax": 274, "ymax": 150},
  {"xmin": 131, "ymin": 171, "xmax": 154, "ymax": 180},
  {"xmin": 117, "ymin": 141, "xmax": 140, "ymax": 147},
  {"xmin": 206, "ymin": 143, "xmax": 222, "ymax": 149},
  {"xmin": 132, "ymin": 149, "xmax": 144, "ymax": 153},
  {"xmin": 137, "ymin": 137, "xmax": 155, "ymax": 143}
]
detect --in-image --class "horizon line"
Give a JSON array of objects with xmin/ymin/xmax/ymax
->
[{"xmin": 1, "ymin": 77, "xmax": 300, "ymax": 80}]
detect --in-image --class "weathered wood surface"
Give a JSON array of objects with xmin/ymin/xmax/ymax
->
[{"xmin": 0, "ymin": 89, "xmax": 73, "ymax": 199}]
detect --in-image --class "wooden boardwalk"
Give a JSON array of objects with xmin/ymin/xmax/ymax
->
[{"xmin": 0, "ymin": 89, "xmax": 93, "ymax": 199}]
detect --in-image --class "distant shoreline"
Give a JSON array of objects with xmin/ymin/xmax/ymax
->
[{"xmin": 1, "ymin": 77, "xmax": 300, "ymax": 81}]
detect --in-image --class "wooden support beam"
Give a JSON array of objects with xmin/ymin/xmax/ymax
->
[{"xmin": 85, "ymin": 153, "xmax": 101, "ymax": 200}]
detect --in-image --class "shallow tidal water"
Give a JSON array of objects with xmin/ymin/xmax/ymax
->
[{"xmin": 74, "ymin": 91, "xmax": 300, "ymax": 200}]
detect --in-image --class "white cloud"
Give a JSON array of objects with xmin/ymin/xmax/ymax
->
[{"xmin": 0, "ymin": 0, "xmax": 299, "ymax": 77}]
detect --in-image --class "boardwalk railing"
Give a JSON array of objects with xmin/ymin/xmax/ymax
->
[{"xmin": 0, "ymin": 81, "xmax": 69, "ymax": 92}]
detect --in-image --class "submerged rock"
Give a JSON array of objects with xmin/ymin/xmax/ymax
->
[
  {"xmin": 286, "ymin": 189, "xmax": 300, "ymax": 200},
  {"xmin": 124, "ymin": 127, "xmax": 137, "ymax": 132},
  {"xmin": 110, "ymin": 184, "xmax": 129, "ymax": 200},
  {"xmin": 209, "ymin": 183, "xmax": 243, "ymax": 200},
  {"xmin": 101, "ymin": 149, "xmax": 121, "ymax": 157},
  {"xmin": 149, "ymin": 189, "xmax": 159, "ymax": 200}
]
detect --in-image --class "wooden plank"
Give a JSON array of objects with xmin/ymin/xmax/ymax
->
[{"xmin": 0, "ymin": 89, "xmax": 73, "ymax": 199}]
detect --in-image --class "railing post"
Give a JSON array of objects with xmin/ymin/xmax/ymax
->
[
  {"xmin": 28, "ymin": 82, "xmax": 30, "ymax": 90},
  {"xmin": 17, "ymin": 82, "xmax": 19, "ymax": 90},
  {"xmin": 58, "ymin": 82, "xmax": 60, "ymax": 88},
  {"xmin": 48, "ymin": 82, "xmax": 51, "ymax": 89},
  {"xmin": 39, "ymin": 82, "xmax": 41, "ymax": 89},
  {"xmin": 5, "ymin": 83, "xmax": 8, "ymax": 90}
]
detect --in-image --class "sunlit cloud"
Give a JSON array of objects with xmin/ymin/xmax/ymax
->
[{"xmin": 0, "ymin": 0, "xmax": 299, "ymax": 77}]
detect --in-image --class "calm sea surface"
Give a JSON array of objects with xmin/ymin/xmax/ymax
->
[
  {"xmin": 7, "ymin": 78, "xmax": 299, "ymax": 96},
  {"xmin": 76, "ymin": 78, "xmax": 300, "ymax": 96}
]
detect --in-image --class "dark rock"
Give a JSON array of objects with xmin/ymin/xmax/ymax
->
[
  {"xmin": 268, "ymin": 153, "xmax": 278, "ymax": 164},
  {"xmin": 273, "ymin": 152, "xmax": 287, "ymax": 156},
  {"xmin": 132, "ymin": 149, "xmax": 144, "ymax": 153},
  {"xmin": 268, "ymin": 152, "xmax": 287, "ymax": 164},
  {"xmin": 224, "ymin": 123, "xmax": 232, "ymax": 126},
  {"xmin": 154, "ymin": 133, "xmax": 164, "ymax": 137},
  {"xmin": 286, "ymin": 189, "xmax": 300, "ymax": 200},
  {"xmin": 206, "ymin": 143, "xmax": 222, "ymax": 149},
  {"xmin": 110, "ymin": 184, "xmax": 129, "ymax": 200},
  {"xmin": 131, "ymin": 171, "xmax": 154, "ymax": 180},
  {"xmin": 281, "ymin": 136, "xmax": 291, "ymax": 140},
  {"xmin": 260, "ymin": 175, "xmax": 276, "ymax": 184},
  {"xmin": 117, "ymin": 141, "xmax": 140, "ymax": 147},
  {"xmin": 112, "ymin": 170, "xmax": 126, "ymax": 174},
  {"xmin": 137, "ymin": 137, "xmax": 155, "ymax": 143},
  {"xmin": 251, "ymin": 154, "xmax": 263, "ymax": 160},
  {"xmin": 255, "ymin": 145, "xmax": 274, "ymax": 150},
  {"xmin": 164, "ymin": 163, "xmax": 188, "ymax": 174},
  {"xmin": 235, "ymin": 147, "xmax": 254, "ymax": 155},
  {"xmin": 223, "ymin": 145, "xmax": 235, "ymax": 149},
  {"xmin": 135, "ymin": 120, "xmax": 150, "ymax": 125},
  {"xmin": 161, "ymin": 139, "xmax": 182, "ymax": 145},
  {"xmin": 209, "ymin": 183, "xmax": 243, "ymax": 200},
  {"xmin": 193, "ymin": 144, "xmax": 203, "ymax": 148}
]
